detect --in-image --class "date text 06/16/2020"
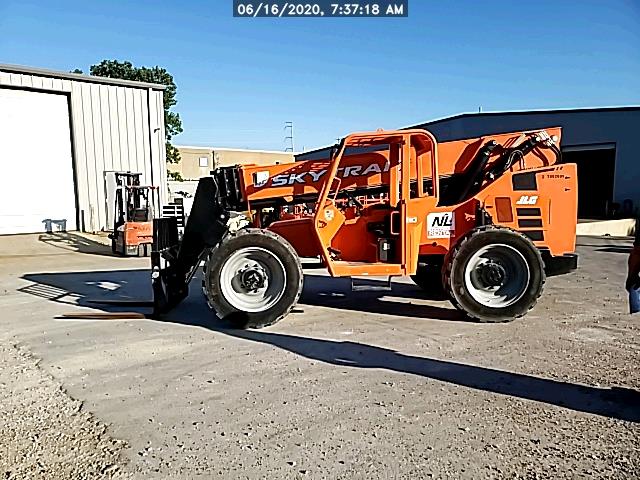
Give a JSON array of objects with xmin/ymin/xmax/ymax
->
[{"xmin": 233, "ymin": 1, "xmax": 408, "ymax": 17}]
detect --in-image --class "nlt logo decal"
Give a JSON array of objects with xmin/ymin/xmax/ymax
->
[{"xmin": 427, "ymin": 212, "xmax": 455, "ymax": 238}]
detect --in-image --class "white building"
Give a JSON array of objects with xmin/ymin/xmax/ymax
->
[{"xmin": 0, "ymin": 63, "xmax": 167, "ymax": 234}]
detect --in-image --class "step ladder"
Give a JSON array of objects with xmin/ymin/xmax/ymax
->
[{"xmin": 350, "ymin": 276, "xmax": 394, "ymax": 292}]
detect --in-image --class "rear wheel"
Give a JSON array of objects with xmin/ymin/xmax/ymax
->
[
  {"xmin": 203, "ymin": 228, "xmax": 303, "ymax": 329},
  {"xmin": 444, "ymin": 226, "xmax": 545, "ymax": 322}
]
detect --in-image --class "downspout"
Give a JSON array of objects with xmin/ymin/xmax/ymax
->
[
  {"xmin": 147, "ymin": 87, "xmax": 158, "ymax": 216},
  {"xmin": 146, "ymin": 88, "xmax": 155, "ymax": 186}
]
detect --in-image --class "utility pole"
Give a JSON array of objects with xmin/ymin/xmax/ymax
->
[{"xmin": 284, "ymin": 121, "xmax": 294, "ymax": 152}]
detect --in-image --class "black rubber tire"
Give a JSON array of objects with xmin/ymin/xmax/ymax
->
[
  {"xmin": 410, "ymin": 257, "xmax": 446, "ymax": 299},
  {"xmin": 203, "ymin": 228, "xmax": 303, "ymax": 329},
  {"xmin": 443, "ymin": 226, "xmax": 545, "ymax": 323}
]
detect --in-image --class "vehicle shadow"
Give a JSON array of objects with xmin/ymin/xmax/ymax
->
[
  {"xmin": 300, "ymin": 273, "xmax": 463, "ymax": 321},
  {"xmin": 20, "ymin": 269, "xmax": 461, "ymax": 321},
  {"xmin": 38, "ymin": 232, "xmax": 116, "ymax": 257},
  {"xmin": 595, "ymin": 246, "xmax": 633, "ymax": 254},
  {"xmin": 16, "ymin": 267, "xmax": 640, "ymax": 423},
  {"xmin": 222, "ymin": 328, "xmax": 640, "ymax": 423},
  {"xmin": 19, "ymin": 268, "xmax": 152, "ymax": 308}
]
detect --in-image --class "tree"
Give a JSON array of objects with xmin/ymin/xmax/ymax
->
[{"xmin": 85, "ymin": 60, "xmax": 183, "ymax": 179}]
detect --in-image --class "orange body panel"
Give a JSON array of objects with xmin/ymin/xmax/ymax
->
[
  {"xmin": 123, "ymin": 221, "xmax": 153, "ymax": 246},
  {"xmin": 231, "ymin": 127, "xmax": 576, "ymax": 277},
  {"xmin": 268, "ymin": 217, "xmax": 319, "ymax": 257},
  {"xmin": 241, "ymin": 129, "xmax": 561, "ymax": 202},
  {"xmin": 476, "ymin": 163, "xmax": 577, "ymax": 256}
]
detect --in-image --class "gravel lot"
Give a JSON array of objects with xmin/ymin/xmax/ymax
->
[
  {"xmin": 0, "ymin": 232, "xmax": 638, "ymax": 479},
  {"xmin": 0, "ymin": 339, "xmax": 129, "ymax": 479}
]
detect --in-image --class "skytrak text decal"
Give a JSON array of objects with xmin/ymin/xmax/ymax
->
[{"xmin": 254, "ymin": 161, "xmax": 391, "ymax": 188}]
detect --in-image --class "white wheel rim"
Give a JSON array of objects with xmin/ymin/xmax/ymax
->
[
  {"xmin": 219, "ymin": 247, "xmax": 286, "ymax": 313},
  {"xmin": 463, "ymin": 243, "xmax": 530, "ymax": 308}
]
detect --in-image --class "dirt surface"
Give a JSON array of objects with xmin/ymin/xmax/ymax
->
[
  {"xmin": 0, "ymin": 339, "xmax": 129, "ymax": 479},
  {"xmin": 0, "ymin": 232, "xmax": 638, "ymax": 479}
]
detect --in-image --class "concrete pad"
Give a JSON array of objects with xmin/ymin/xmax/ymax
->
[
  {"xmin": 576, "ymin": 218, "xmax": 636, "ymax": 236},
  {"xmin": 0, "ymin": 233, "xmax": 638, "ymax": 478}
]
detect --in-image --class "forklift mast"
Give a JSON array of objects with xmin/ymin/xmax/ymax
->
[{"xmin": 110, "ymin": 172, "xmax": 158, "ymax": 256}]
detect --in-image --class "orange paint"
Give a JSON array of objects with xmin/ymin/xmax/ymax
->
[{"xmin": 236, "ymin": 127, "xmax": 575, "ymax": 277}]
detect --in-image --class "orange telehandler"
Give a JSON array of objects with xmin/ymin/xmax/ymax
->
[{"xmin": 151, "ymin": 128, "xmax": 578, "ymax": 328}]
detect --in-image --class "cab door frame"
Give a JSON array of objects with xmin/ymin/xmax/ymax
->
[{"xmin": 313, "ymin": 130, "xmax": 439, "ymax": 277}]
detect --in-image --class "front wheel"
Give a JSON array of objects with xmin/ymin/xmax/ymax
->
[
  {"xmin": 444, "ymin": 226, "xmax": 545, "ymax": 323},
  {"xmin": 203, "ymin": 228, "xmax": 303, "ymax": 329}
]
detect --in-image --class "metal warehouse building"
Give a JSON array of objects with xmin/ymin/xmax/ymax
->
[
  {"xmin": 298, "ymin": 106, "xmax": 640, "ymax": 219},
  {"xmin": 0, "ymin": 64, "xmax": 167, "ymax": 234}
]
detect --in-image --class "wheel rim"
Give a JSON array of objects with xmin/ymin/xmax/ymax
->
[
  {"xmin": 219, "ymin": 247, "xmax": 286, "ymax": 313},
  {"xmin": 463, "ymin": 243, "xmax": 530, "ymax": 308}
]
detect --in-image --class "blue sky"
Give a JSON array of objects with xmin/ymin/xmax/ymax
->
[{"xmin": 1, "ymin": 0, "xmax": 639, "ymax": 151}]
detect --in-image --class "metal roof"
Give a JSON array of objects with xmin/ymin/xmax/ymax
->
[
  {"xmin": 175, "ymin": 145, "xmax": 295, "ymax": 155},
  {"xmin": 297, "ymin": 105, "xmax": 640, "ymax": 159},
  {"xmin": 407, "ymin": 105, "xmax": 640, "ymax": 128},
  {"xmin": 0, "ymin": 63, "xmax": 167, "ymax": 90}
]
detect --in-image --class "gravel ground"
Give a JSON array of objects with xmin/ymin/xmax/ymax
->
[
  {"xmin": 0, "ymin": 339, "xmax": 129, "ymax": 479},
  {"xmin": 0, "ymin": 233, "xmax": 638, "ymax": 479}
]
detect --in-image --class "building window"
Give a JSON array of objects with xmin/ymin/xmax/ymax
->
[{"xmin": 199, "ymin": 156, "xmax": 208, "ymax": 168}]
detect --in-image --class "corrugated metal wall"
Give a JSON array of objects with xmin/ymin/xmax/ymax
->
[{"xmin": 0, "ymin": 69, "xmax": 167, "ymax": 232}]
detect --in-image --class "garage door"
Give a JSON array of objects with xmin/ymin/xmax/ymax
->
[
  {"xmin": 0, "ymin": 88, "xmax": 77, "ymax": 234},
  {"xmin": 562, "ymin": 145, "xmax": 616, "ymax": 219}
]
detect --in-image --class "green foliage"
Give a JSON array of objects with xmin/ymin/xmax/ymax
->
[
  {"xmin": 166, "ymin": 143, "xmax": 181, "ymax": 165},
  {"xmin": 70, "ymin": 68, "xmax": 84, "ymax": 74},
  {"xmin": 87, "ymin": 60, "xmax": 183, "ymax": 164},
  {"xmin": 167, "ymin": 171, "xmax": 184, "ymax": 181}
]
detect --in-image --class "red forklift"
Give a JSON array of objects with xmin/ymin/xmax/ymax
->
[{"xmin": 109, "ymin": 172, "xmax": 158, "ymax": 256}]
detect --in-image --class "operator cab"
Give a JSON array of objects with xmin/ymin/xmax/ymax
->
[{"xmin": 264, "ymin": 130, "xmax": 440, "ymax": 277}]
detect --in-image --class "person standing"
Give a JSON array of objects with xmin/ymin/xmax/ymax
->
[{"xmin": 627, "ymin": 217, "xmax": 640, "ymax": 313}]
